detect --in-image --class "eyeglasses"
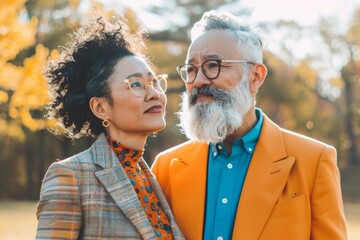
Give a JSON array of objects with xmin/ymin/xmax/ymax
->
[
  {"xmin": 104, "ymin": 74, "xmax": 168, "ymax": 98},
  {"xmin": 176, "ymin": 59, "xmax": 256, "ymax": 83}
]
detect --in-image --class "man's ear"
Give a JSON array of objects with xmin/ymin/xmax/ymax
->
[
  {"xmin": 89, "ymin": 97, "xmax": 109, "ymax": 121},
  {"xmin": 250, "ymin": 63, "xmax": 267, "ymax": 94}
]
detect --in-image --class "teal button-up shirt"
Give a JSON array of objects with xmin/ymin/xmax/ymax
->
[{"xmin": 203, "ymin": 108, "xmax": 264, "ymax": 240}]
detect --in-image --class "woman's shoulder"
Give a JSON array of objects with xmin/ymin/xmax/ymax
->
[{"xmin": 47, "ymin": 147, "xmax": 95, "ymax": 173}]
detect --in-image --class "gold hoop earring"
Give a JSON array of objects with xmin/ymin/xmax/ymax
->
[
  {"xmin": 102, "ymin": 119, "xmax": 110, "ymax": 128},
  {"xmin": 150, "ymin": 132, "xmax": 158, "ymax": 138}
]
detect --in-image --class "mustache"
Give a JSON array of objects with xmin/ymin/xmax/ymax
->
[{"xmin": 189, "ymin": 85, "xmax": 232, "ymax": 106}]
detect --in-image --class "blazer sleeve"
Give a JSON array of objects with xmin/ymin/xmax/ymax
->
[
  {"xmin": 36, "ymin": 161, "xmax": 82, "ymax": 240},
  {"xmin": 310, "ymin": 146, "xmax": 347, "ymax": 239}
]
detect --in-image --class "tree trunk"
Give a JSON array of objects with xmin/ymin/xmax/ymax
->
[{"xmin": 342, "ymin": 63, "xmax": 358, "ymax": 166}]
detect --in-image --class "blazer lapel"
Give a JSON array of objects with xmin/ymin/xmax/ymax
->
[
  {"xmin": 169, "ymin": 141, "xmax": 209, "ymax": 240},
  {"xmin": 140, "ymin": 159, "xmax": 185, "ymax": 240},
  {"xmin": 232, "ymin": 116, "xmax": 295, "ymax": 239},
  {"xmin": 92, "ymin": 134, "xmax": 155, "ymax": 239}
]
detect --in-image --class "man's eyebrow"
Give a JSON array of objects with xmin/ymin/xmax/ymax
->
[
  {"xmin": 186, "ymin": 54, "xmax": 220, "ymax": 64},
  {"xmin": 204, "ymin": 54, "xmax": 220, "ymax": 60}
]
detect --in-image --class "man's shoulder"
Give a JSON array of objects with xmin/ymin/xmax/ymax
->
[
  {"xmin": 275, "ymin": 127, "xmax": 337, "ymax": 160},
  {"xmin": 263, "ymin": 114, "xmax": 332, "ymax": 149},
  {"xmin": 157, "ymin": 140, "xmax": 207, "ymax": 159},
  {"xmin": 280, "ymin": 127, "xmax": 331, "ymax": 148}
]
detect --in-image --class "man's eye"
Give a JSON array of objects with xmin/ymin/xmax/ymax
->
[
  {"xmin": 187, "ymin": 66, "xmax": 196, "ymax": 73},
  {"xmin": 206, "ymin": 62, "xmax": 219, "ymax": 69}
]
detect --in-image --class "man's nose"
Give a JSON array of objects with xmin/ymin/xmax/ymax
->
[{"xmin": 192, "ymin": 68, "xmax": 211, "ymax": 88}]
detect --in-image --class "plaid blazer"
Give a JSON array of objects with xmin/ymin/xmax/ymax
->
[{"xmin": 36, "ymin": 133, "xmax": 184, "ymax": 240}]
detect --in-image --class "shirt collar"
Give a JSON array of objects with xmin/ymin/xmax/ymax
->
[
  {"xmin": 242, "ymin": 108, "xmax": 263, "ymax": 153},
  {"xmin": 210, "ymin": 108, "xmax": 264, "ymax": 156}
]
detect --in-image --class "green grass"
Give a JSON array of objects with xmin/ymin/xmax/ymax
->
[{"xmin": 0, "ymin": 200, "xmax": 359, "ymax": 239}]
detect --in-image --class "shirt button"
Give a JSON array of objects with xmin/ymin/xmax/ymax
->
[
  {"xmin": 214, "ymin": 152, "xmax": 218, "ymax": 157},
  {"xmin": 249, "ymin": 147, "xmax": 253, "ymax": 152},
  {"xmin": 227, "ymin": 163, "xmax": 233, "ymax": 169},
  {"xmin": 222, "ymin": 198, "xmax": 228, "ymax": 204},
  {"xmin": 217, "ymin": 236, "xmax": 224, "ymax": 240},
  {"xmin": 217, "ymin": 145, "xmax": 223, "ymax": 150}
]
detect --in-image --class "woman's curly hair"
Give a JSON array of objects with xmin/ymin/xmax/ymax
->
[{"xmin": 46, "ymin": 14, "xmax": 147, "ymax": 139}]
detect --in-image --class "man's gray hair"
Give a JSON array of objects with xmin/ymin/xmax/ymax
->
[{"xmin": 190, "ymin": 10, "xmax": 264, "ymax": 63}]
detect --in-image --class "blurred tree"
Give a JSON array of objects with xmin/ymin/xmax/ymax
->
[
  {"xmin": 25, "ymin": 0, "xmax": 81, "ymax": 49},
  {"xmin": 257, "ymin": 51, "xmax": 340, "ymax": 147},
  {"xmin": 0, "ymin": 0, "xmax": 88, "ymax": 199},
  {"xmin": 316, "ymin": 8, "xmax": 360, "ymax": 166},
  {"xmin": 0, "ymin": 0, "xmax": 54, "ymax": 199},
  {"xmin": 0, "ymin": 0, "xmax": 50, "ymax": 139},
  {"xmin": 258, "ymin": 12, "xmax": 360, "ymax": 167}
]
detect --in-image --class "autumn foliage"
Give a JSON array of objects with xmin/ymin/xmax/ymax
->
[{"xmin": 0, "ymin": 0, "xmax": 51, "ymax": 140}]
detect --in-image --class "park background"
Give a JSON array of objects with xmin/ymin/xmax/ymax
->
[{"xmin": 0, "ymin": 0, "xmax": 359, "ymax": 239}]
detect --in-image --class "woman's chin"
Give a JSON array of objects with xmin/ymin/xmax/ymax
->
[{"xmin": 144, "ymin": 122, "xmax": 166, "ymax": 136}]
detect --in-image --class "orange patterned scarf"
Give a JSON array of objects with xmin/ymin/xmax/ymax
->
[{"xmin": 107, "ymin": 135, "xmax": 173, "ymax": 239}]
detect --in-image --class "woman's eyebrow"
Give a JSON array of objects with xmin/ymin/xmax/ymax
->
[{"xmin": 125, "ymin": 72, "xmax": 154, "ymax": 79}]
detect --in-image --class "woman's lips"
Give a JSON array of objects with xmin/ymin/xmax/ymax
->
[{"xmin": 144, "ymin": 104, "xmax": 163, "ymax": 113}]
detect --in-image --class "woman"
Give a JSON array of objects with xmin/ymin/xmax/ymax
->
[{"xmin": 36, "ymin": 15, "xmax": 184, "ymax": 240}]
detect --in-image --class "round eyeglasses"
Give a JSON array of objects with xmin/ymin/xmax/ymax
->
[
  {"xmin": 104, "ymin": 74, "xmax": 168, "ymax": 98},
  {"xmin": 176, "ymin": 59, "xmax": 256, "ymax": 83}
]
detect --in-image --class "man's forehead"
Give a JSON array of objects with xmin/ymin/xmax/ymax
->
[{"xmin": 186, "ymin": 31, "xmax": 239, "ymax": 63}]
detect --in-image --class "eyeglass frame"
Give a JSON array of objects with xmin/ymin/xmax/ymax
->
[
  {"xmin": 102, "ymin": 73, "xmax": 168, "ymax": 98},
  {"xmin": 176, "ymin": 59, "xmax": 256, "ymax": 83}
]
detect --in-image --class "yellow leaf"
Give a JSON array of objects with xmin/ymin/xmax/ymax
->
[{"xmin": 0, "ymin": 90, "xmax": 8, "ymax": 103}]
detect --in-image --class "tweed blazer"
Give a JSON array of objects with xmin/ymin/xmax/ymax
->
[
  {"xmin": 152, "ymin": 114, "xmax": 347, "ymax": 240},
  {"xmin": 36, "ymin": 133, "xmax": 184, "ymax": 240}
]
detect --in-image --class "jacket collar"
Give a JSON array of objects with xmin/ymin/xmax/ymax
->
[{"xmin": 91, "ymin": 133, "xmax": 120, "ymax": 169}]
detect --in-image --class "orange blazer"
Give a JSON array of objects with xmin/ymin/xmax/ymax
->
[{"xmin": 152, "ymin": 115, "xmax": 347, "ymax": 240}]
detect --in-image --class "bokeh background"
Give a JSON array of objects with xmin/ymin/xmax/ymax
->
[{"xmin": 0, "ymin": 0, "xmax": 359, "ymax": 239}]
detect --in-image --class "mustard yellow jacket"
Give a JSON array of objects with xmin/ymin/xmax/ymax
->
[{"xmin": 152, "ymin": 115, "xmax": 347, "ymax": 240}]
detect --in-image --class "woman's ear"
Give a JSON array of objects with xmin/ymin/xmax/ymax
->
[
  {"xmin": 250, "ymin": 63, "xmax": 267, "ymax": 94},
  {"xmin": 89, "ymin": 97, "xmax": 109, "ymax": 121}
]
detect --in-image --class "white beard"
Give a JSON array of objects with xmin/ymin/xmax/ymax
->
[{"xmin": 177, "ymin": 75, "xmax": 253, "ymax": 143}]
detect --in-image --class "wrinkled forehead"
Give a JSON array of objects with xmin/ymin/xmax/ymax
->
[{"xmin": 186, "ymin": 30, "xmax": 240, "ymax": 64}]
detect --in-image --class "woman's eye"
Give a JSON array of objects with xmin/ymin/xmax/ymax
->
[
  {"xmin": 130, "ymin": 80, "xmax": 143, "ymax": 88},
  {"xmin": 152, "ymin": 79, "xmax": 159, "ymax": 86}
]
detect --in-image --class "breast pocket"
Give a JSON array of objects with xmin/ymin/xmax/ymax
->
[{"xmin": 260, "ymin": 195, "xmax": 311, "ymax": 240}]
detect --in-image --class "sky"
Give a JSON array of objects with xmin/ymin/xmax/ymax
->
[
  {"xmin": 111, "ymin": 0, "xmax": 360, "ymax": 29},
  {"xmin": 240, "ymin": 0, "xmax": 360, "ymax": 26}
]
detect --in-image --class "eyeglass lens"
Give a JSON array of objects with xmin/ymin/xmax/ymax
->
[
  {"xmin": 127, "ymin": 76, "xmax": 167, "ymax": 97},
  {"xmin": 179, "ymin": 60, "xmax": 220, "ymax": 83}
]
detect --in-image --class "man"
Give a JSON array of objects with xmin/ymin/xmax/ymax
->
[{"xmin": 152, "ymin": 10, "xmax": 347, "ymax": 240}]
